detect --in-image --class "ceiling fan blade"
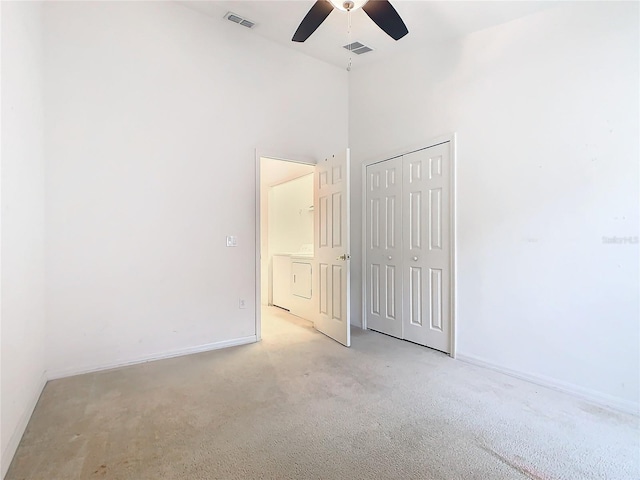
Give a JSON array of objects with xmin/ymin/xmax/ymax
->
[
  {"xmin": 362, "ymin": 0, "xmax": 408, "ymax": 41},
  {"xmin": 292, "ymin": 1, "xmax": 334, "ymax": 42}
]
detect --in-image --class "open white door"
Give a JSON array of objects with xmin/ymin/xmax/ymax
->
[{"xmin": 314, "ymin": 150, "xmax": 350, "ymax": 346}]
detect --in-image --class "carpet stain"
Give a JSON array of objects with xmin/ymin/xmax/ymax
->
[
  {"xmin": 479, "ymin": 445, "xmax": 552, "ymax": 480},
  {"xmin": 93, "ymin": 464, "xmax": 107, "ymax": 476}
]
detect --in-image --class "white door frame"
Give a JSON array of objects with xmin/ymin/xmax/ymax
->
[
  {"xmin": 360, "ymin": 133, "xmax": 458, "ymax": 358},
  {"xmin": 254, "ymin": 149, "xmax": 316, "ymax": 342}
]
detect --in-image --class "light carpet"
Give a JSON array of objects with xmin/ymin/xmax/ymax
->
[{"xmin": 6, "ymin": 307, "xmax": 639, "ymax": 479}]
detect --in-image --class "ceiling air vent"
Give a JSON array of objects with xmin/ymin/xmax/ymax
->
[
  {"xmin": 343, "ymin": 42, "xmax": 373, "ymax": 55},
  {"xmin": 224, "ymin": 12, "xmax": 256, "ymax": 29}
]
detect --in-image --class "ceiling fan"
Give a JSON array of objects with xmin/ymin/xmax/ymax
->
[{"xmin": 292, "ymin": 0, "xmax": 408, "ymax": 43}]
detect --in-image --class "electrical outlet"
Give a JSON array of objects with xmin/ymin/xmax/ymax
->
[{"xmin": 239, "ymin": 298, "xmax": 246, "ymax": 309}]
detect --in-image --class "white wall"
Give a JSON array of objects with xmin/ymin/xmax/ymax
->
[
  {"xmin": 349, "ymin": 2, "xmax": 639, "ymax": 411},
  {"xmin": 43, "ymin": 1, "xmax": 348, "ymax": 377},
  {"xmin": 1, "ymin": 1, "xmax": 47, "ymax": 476},
  {"xmin": 269, "ymin": 174, "xmax": 314, "ymax": 256}
]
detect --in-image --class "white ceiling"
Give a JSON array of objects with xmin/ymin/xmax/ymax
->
[
  {"xmin": 261, "ymin": 157, "xmax": 314, "ymax": 188},
  {"xmin": 180, "ymin": 1, "xmax": 561, "ymax": 69}
]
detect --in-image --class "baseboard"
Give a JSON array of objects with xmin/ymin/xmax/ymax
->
[
  {"xmin": 46, "ymin": 335, "xmax": 258, "ymax": 381},
  {"xmin": 456, "ymin": 353, "xmax": 639, "ymax": 416},
  {"xmin": 2, "ymin": 371, "xmax": 48, "ymax": 479}
]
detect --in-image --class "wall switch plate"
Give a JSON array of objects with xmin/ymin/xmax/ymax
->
[
  {"xmin": 239, "ymin": 298, "xmax": 246, "ymax": 309},
  {"xmin": 226, "ymin": 235, "xmax": 237, "ymax": 247}
]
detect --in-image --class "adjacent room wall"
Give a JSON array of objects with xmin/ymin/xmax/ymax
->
[
  {"xmin": 260, "ymin": 159, "xmax": 314, "ymax": 306},
  {"xmin": 1, "ymin": 1, "xmax": 47, "ymax": 475},
  {"xmin": 269, "ymin": 174, "xmax": 314, "ymax": 256},
  {"xmin": 43, "ymin": 1, "xmax": 348, "ymax": 377},
  {"xmin": 349, "ymin": 2, "xmax": 639, "ymax": 411},
  {"xmin": 266, "ymin": 173, "xmax": 314, "ymax": 309}
]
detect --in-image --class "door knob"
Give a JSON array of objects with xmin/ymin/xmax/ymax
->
[
  {"xmin": 412, "ymin": 256, "xmax": 418, "ymax": 261},
  {"xmin": 388, "ymin": 256, "xmax": 392, "ymax": 260},
  {"xmin": 336, "ymin": 254, "xmax": 351, "ymax": 261}
]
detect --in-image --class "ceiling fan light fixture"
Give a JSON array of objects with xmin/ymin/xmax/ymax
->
[
  {"xmin": 293, "ymin": 0, "xmax": 407, "ymax": 43},
  {"xmin": 328, "ymin": 0, "xmax": 369, "ymax": 12}
]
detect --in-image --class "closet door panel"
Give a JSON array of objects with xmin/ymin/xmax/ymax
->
[
  {"xmin": 365, "ymin": 158, "xmax": 403, "ymax": 338},
  {"xmin": 402, "ymin": 143, "xmax": 451, "ymax": 353}
]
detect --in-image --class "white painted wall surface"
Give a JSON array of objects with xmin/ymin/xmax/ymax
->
[
  {"xmin": 269, "ymin": 174, "xmax": 314, "ymax": 256},
  {"xmin": 43, "ymin": 2, "xmax": 347, "ymax": 377},
  {"xmin": 1, "ymin": 1, "xmax": 47, "ymax": 475},
  {"xmin": 349, "ymin": 2, "xmax": 639, "ymax": 410}
]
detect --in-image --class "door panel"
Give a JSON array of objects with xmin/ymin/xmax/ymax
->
[
  {"xmin": 402, "ymin": 143, "xmax": 451, "ymax": 353},
  {"xmin": 314, "ymin": 151, "xmax": 350, "ymax": 346},
  {"xmin": 429, "ymin": 268, "xmax": 443, "ymax": 331},
  {"xmin": 365, "ymin": 157, "xmax": 403, "ymax": 338}
]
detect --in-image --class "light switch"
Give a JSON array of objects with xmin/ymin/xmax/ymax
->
[{"xmin": 226, "ymin": 235, "xmax": 237, "ymax": 247}]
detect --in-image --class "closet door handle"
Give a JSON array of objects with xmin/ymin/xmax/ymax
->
[
  {"xmin": 388, "ymin": 256, "xmax": 392, "ymax": 260},
  {"xmin": 412, "ymin": 256, "xmax": 418, "ymax": 261}
]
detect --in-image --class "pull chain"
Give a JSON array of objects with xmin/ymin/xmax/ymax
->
[{"xmin": 347, "ymin": 9, "xmax": 352, "ymax": 72}]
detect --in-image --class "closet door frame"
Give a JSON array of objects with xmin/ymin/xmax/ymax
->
[{"xmin": 360, "ymin": 133, "xmax": 458, "ymax": 358}]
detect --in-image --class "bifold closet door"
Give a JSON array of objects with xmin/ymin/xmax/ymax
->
[
  {"xmin": 365, "ymin": 157, "xmax": 403, "ymax": 338},
  {"xmin": 402, "ymin": 142, "xmax": 451, "ymax": 353}
]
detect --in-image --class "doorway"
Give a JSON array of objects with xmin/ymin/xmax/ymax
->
[
  {"xmin": 258, "ymin": 156, "xmax": 315, "ymax": 338},
  {"xmin": 255, "ymin": 150, "xmax": 352, "ymax": 347}
]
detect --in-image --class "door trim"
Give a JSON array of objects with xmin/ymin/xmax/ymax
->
[
  {"xmin": 254, "ymin": 149, "xmax": 316, "ymax": 342},
  {"xmin": 360, "ymin": 133, "xmax": 458, "ymax": 358}
]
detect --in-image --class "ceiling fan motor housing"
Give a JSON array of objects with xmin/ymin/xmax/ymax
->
[{"xmin": 328, "ymin": 0, "xmax": 369, "ymax": 12}]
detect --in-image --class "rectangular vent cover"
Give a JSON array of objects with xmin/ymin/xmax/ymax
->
[
  {"xmin": 343, "ymin": 42, "xmax": 373, "ymax": 55},
  {"xmin": 224, "ymin": 12, "xmax": 256, "ymax": 29}
]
